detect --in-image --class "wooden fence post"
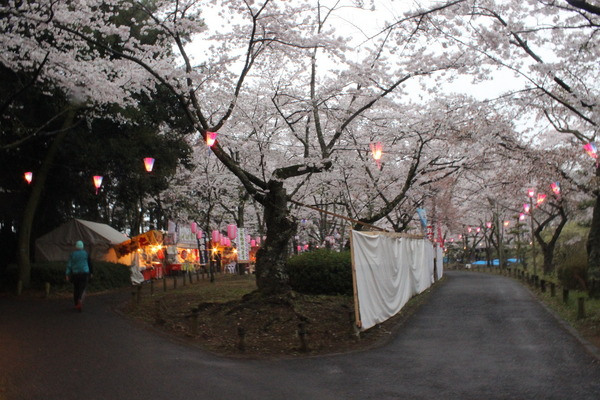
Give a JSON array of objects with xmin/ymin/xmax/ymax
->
[{"xmin": 578, "ymin": 297, "xmax": 586, "ymax": 319}]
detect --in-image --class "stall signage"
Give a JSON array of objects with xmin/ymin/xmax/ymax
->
[{"xmin": 237, "ymin": 227, "xmax": 250, "ymax": 263}]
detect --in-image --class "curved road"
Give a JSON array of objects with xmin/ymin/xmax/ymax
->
[{"xmin": 1, "ymin": 271, "xmax": 599, "ymax": 400}]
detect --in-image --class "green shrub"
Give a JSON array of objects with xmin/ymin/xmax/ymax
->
[
  {"xmin": 286, "ymin": 249, "xmax": 353, "ymax": 296},
  {"xmin": 1, "ymin": 261, "xmax": 131, "ymax": 292}
]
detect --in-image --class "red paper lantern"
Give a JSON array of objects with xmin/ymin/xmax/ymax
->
[{"xmin": 537, "ymin": 193, "xmax": 547, "ymax": 205}]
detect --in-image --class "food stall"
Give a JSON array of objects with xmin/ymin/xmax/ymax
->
[{"xmin": 115, "ymin": 230, "xmax": 165, "ymax": 281}]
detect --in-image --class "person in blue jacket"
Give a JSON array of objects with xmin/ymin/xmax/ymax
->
[{"xmin": 66, "ymin": 240, "xmax": 93, "ymax": 311}]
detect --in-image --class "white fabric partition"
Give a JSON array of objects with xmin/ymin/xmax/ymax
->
[
  {"xmin": 436, "ymin": 245, "xmax": 444, "ymax": 280},
  {"xmin": 351, "ymin": 231, "xmax": 435, "ymax": 331}
]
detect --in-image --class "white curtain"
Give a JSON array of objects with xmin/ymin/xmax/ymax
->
[{"xmin": 351, "ymin": 231, "xmax": 434, "ymax": 331}]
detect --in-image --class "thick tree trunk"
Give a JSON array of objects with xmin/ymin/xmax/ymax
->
[
  {"xmin": 17, "ymin": 108, "xmax": 76, "ymax": 289},
  {"xmin": 254, "ymin": 180, "xmax": 296, "ymax": 295},
  {"xmin": 587, "ymin": 191, "xmax": 600, "ymax": 284}
]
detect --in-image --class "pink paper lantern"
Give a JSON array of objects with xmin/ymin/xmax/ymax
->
[
  {"xmin": 196, "ymin": 231, "xmax": 203, "ymax": 240},
  {"xmin": 212, "ymin": 230, "xmax": 220, "ymax": 243},
  {"xmin": 24, "ymin": 172, "xmax": 33, "ymax": 184},
  {"xmin": 251, "ymin": 239, "xmax": 256, "ymax": 247},
  {"xmin": 143, "ymin": 157, "xmax": 155, "ymax": 172},
  {"xmin": 93, "ymin": 175, "xmax": 103, "ymax": 195},
  {"xmin": 206, "ymin": 131, "xmax": 217, "ymax": 147},
  {"xmin": 227, "ymin": 224, "xmax": 237, "ymax": 240},
  {"xmin": 190, "ymin": 222, "xmax": 197, "ymax": 234}
]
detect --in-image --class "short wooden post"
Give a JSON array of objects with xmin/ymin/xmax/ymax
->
[
  {"xmin": 550, "ymin": 282, "xmax": 556, "ymax": 297},
  {"xmin": 190, "ymin": 307, "xmax": 199, "ymax": 335},
  {"xmin": 578, "ymin": 297, "xmax": 586, "ymax": 319},
  {"xmin": 136, "ymin": 284, "xmax": 142, "ymax": 304},
  {"xmin": 237, "ymin": 326, "xmax": 246, "ymax": 352},
  {"xmin": 298, "ymin": 322, "xmax": 308, "ymax": 352},
  {"xmin": 540, "ymin": 280, "xmax": 546, "ymax": 293},
  {"xmin": 563, "ymin": 288, "xmax": 569, "ymax": 304}
]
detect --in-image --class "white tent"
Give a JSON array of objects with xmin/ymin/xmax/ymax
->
[{"xmin": 35, "ymin": 219, "xmax": 132, "ymax": 265}]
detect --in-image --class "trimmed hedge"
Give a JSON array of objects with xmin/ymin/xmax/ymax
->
[
  {"xmin": 1, "ymin": 261, "xmax": 131, "ymax": 292},
  {"xmin": 286, "ymin": 249, "xmax": 353, "ymax": 296}
]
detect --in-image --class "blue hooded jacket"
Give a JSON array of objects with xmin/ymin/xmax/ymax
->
[{"xmin": 66, "ymin": 249, "xmax": 91, "ymax": 275}]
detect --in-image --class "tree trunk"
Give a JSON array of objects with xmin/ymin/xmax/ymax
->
[
  {"xmin": 254, "ymin": 180, "xmax": 296, "ymax": 295},
  {"xmin": 587, "ymin": 191, "xmax": 600, "ymax": 282},
  {"xmin": 541, "ymin": 243, "xmax": 556, "ymax": 276},
  {"xmin": 17, "ymin": 108, "xmax": 76, "ymax": 289}
]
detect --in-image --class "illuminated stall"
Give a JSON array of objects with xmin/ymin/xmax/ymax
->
[{"xmin": 115, "ymin": 230, "xmax": 165, "ymax": 281}]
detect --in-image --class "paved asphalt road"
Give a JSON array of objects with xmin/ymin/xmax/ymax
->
[{"xmin": 1, "ymin": 271, "xmax": 600, "ymax": 400}]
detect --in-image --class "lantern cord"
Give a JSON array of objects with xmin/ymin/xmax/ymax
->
[{"xmin": 289, "ymin": 199, "xmax": 388, "ymax": 232}]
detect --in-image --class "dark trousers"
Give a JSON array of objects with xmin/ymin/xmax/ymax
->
[{"xmin": 71, "ymin": 273, "xmax": 89, "ymax": 305}]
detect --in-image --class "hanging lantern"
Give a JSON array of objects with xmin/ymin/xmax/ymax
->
[
  {"xmin": 476, "ymin": 227, "xmax": 481, "ymax": 233},
  {"xmin": 227, "ymin": 224, "xmax": 237, "ymax": 240},
  {"xmin": 256, "ymin": 237, "xmax": 261, "ymax": 245},
  {"xmin": 297, "ymin": 245, "xmax": 302, "ymax": 252},
  {"xmin": 206, "ymin": 131, "xmax": 217, "ymax": 147},
  {"xmin": 370, "ymin": 142, "xmax": 383, "ymax": 169},
  {"xmin": 93, "ymin": 175, "xmax": 103, "ymax": 195},
  {"xmin": 537, "ymin": 193, "xmax": 547, "ymax": 205},
  {"xmin": 24, "ymin": 172, "xmax": 33, "ymax": 184},
  {"xmin": 143, "ymin": 157, "xmax": 155, "ymax": 172},
  {"xmin": 503, "ymin": 220, "xmax": 510, "ymax": 227},
  {"xmin": 519, "ymin": 213, "xmax": 526, "ymax": 221},
  {"xmin": 523, "ymin": 203, "xmax": 531, "ymax": 213},
  {"xmin": 551, "ymin": 182, "xmax": 561, "ymax": 195},
  {"xmin": 304, "ymin": 244, "xmax": 309, "ymax": 250},
  {"xmin": 467, "ymin": 226, "xmax": 472, "ymax": 233},
  {"xmin": 190, "ymin": 222, "xmax": 197, "ymax": 234},
  {"xmin": 584, "ymin": 142, "xmax": 598, "ymax": 159},
  {"xmin": 250, "ymin": 239, "xmax": 256, "ymax": 247},
  {"xmin": 486, "ymin": 222, "xmax": 492, "ymax": 229},
  {"xmin": 212, "ymin": 230, "xmax": 220, "ymax": 244},
  {"xmin": 527, "ymin": 188, "xmax": 535, "ymax": 198},
  {"xmin": 196, "ymin": 230, "xmax": 203, "ymax": 240},
  {"xmin": 246, "ymin": 234, "xmax": 251, "ymax": 243}
]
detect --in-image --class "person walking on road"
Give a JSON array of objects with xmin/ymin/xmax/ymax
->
[{"xmin": 66, "ymin": 240, "xmax": 93, "ymax": 312}]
